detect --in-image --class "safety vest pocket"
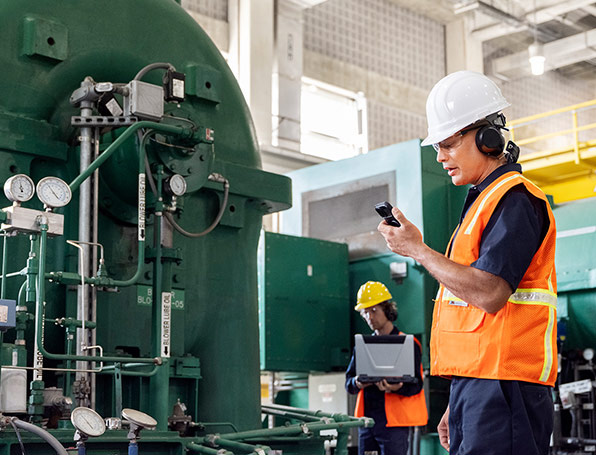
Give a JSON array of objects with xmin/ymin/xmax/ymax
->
[{"xmin": 439, "ymin": 304, "xmax": 486, "ymax": 333}]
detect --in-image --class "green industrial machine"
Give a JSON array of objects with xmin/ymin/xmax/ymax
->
[{"xmin": 0, "ymin": 1, "xmax": 370, "ymax": 454}]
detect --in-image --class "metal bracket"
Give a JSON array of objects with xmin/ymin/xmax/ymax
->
[{"xmin": 71, "ymin": 116, "xmax": 139, "ymax": 127}]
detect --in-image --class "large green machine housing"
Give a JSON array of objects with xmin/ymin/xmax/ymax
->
[{"xmin": 0, "ymin": 1, "xmax": 370, "ymax": 454}]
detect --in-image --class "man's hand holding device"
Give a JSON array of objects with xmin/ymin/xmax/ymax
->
[{"xmin": 375, "ymin": 201, "xmax": 401, "ymax": 227}]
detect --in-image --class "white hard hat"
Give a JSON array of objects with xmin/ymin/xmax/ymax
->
[{"xmin": 421, "ymin": 71, "xmax": 511, "ymax": 146}]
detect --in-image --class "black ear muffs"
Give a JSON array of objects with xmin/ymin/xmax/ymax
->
[{"xmin": 475, "ymin": 125, "xmax": 505, "ymax": 156}]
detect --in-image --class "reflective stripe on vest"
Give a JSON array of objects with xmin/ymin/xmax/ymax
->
[
  {"xmin": 430, "ymin": 171, "xmax": 558, "ymax": 386},
  {"xmin": 442, "ymin": 287, "xmax": 557, "ymax": 309}
]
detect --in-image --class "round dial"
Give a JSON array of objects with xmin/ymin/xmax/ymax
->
[
  {"xmin": 3, "ymin": 174, "xmax": 35, "ymax": 203},
  {"xmin": 122, "ymin": 408, "xmax": 157, "ymax": 429},
  {"xmin": 166, "ymin": 174, "xmax": 187, "ymax": 197},
  {"xmin": 71, "ymin": 407, "xmax": 106, "ymax": 437},
  {"xmin": 584, "ymin": 348, "xmax": 594, "ymax": 361},
  {"xmin": 36, "ymin": 177, "xmax": 72, "ymax": 208}
]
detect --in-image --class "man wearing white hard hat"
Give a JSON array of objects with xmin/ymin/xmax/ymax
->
[{"xmin": 378, "ymin": 71, "xmax": 557, "ymax": 455}]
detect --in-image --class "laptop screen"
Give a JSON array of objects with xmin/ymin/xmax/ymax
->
[{"xmin": 354, "ymin": 334, "xmax": 416, "ymax": 383}]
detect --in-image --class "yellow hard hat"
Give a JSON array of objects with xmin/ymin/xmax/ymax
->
[{"xmin": 354, "ymin": 281, "xmax": 392, "ymax": 310}]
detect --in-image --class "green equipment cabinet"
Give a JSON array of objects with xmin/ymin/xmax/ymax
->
[{"xmin": 258, "ymin": 231, "xmax": 351, "ymax": 372}]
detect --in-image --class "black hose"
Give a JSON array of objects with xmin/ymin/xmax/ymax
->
[
  {"xmin": 164, "ymin": 178, "xmax": 229, "ymax": 238},
  {"xmin": 12, "ymin": 419, "xmax": 68, "ymax": 455},
  {"xmin": 141, "ymin": 131, "xmax": 229, "ymax": 238}
]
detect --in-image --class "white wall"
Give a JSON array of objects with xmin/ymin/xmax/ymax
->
[{"xmin": 303, "ymin": 0, "xmax": 445, "ymax": 150}]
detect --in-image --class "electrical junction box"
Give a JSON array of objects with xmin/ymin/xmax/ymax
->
[
  {"xmin": 124, "ymin": 80, "xmax": 164, "ymax": 120},
  {"xmin": 0, "ymin": 300, "xmax": 16, "ymax": 332}
]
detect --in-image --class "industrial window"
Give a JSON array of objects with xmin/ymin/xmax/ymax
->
[{"xmin": 301, "ymin": 77, "xmax": 368, "ymax": 160}]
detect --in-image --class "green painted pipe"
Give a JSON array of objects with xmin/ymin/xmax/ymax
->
[
  {"xmin": 198, "ymin": 422, "xmax": 239, "ymax": 433},
  {"xmin": 100, "ymin": 363, "xmax": 160, "ymax": 377},
  {"xmin": 50, "ymin": 129, "xmax": 153, "ymax": 289},
  {"xmin": 108, "ymin": 129, "xmax": 152, "ymax": 287},
  {"xmin": 186, "ymin": 442, "xmax": 233, "ymax": 455},
  {"xmin": 212, "ymin": 419, "xmax": 371, "ymax": 441},
  {"xmin": 260, "ymin": 408, "xmax": 325, "ymax": 423},
  {"xmin": 261, "ymin": 403, "xmax": 364, "ymax": 422},
  {"xmin": 35, "ymin": 223, "xmax": 158, "ymax": 364},
  {"xmin": 69, "ymin": 121, "xmax": 192, "ymax": 193},
  {"xmin": 149, "ymin": 164, "xmax": 171, "ymax": 430},
  {"xmin": 210, "ymin": 437, "xmax": 270, "ymax": 455}
]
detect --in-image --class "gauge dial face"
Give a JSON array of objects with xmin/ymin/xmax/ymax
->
[
  {"xmin": 3, "ymin": 174, "xmax": 35, "ymax": 203},
  {"xmin": 168, "ymin": 174, "xmax": 187, "ymax": 196},
  {"xmin": 71, "ymin": 407, "xmax": 106, "ymax": 437},
  {"xmin": 36, "ymin": 177, "xmax": 72, "ymax": 208},
  {"xmin": 122, "ymin": 408, "xmax": 157, "ymax": 429}
]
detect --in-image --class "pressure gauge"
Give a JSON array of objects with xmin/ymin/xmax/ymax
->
[
  {"xmin": 122, "ymin": 408, "xmax": 157, "ymax": 429},
  {"xmin": 584, "ymin": 348, "xmax": 594, "ymax": 362},
  {"xmin": 165, "ymin": 174, "xmax": 187, "ymax": 197},
  {"xmin": 36, "ymin": 177, "xmax": 72, "ymax": 208},
  {"xmin": 71, "ymin": 407, "xmax": 106, "ymax": 437},
  {"xmin": 3, "ymin": 174, "xmax": 35, "ymax": 203}
]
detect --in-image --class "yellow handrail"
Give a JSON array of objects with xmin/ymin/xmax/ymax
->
[
  {"xmin": 508, "ymin": 99, "xmax": 596, "ymax": 127},
  {"xmin": 508, "ymin": 98, "xmax": 596, "ymax": 167},
  {"xmin": 507, "ymin": 98, "xmax": 596, "ymax": 203}
]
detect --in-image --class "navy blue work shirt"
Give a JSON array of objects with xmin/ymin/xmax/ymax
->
[{"xmin": 453, "ymin": 163, "xmax": 549, "ymax": 292}]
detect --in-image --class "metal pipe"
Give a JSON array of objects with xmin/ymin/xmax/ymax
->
[
  {"xmin": 1, "ymin": 233, "xmax": 8, "ymax": 299},
  {"xmin": 77, "ymin": 90, "xmax": 94, "ymax": 382},
  {"xmin": 262, "ymin": 403, "xmax": 357, "ymax": 420},
  {"xmin": 195, "ymin": 422, "xmax": 239, "ymax": 432},
  {"xmin": 211, "ymin": 437, "xmax": 271, "ymax": 455},
  {"xmin": 149, "ymin": 164, "xmax": 170, "ymax": 429},
  {"xmin": 67, "ymin": 241, "xmax": 89, "ymax": 354},
  {"xmin": 92, "ymin": 126, "xmax": 99, "ymax": 410},
  {"xmin": 32, "ymin": 231, "xmax": 44, "ymax": 381},
  {"xmin": 99, "ymin": 363, "xmax": 160, "ymax": 377},
  {"xmin": 2, "ymin": 364, "xmax": 100, "ymax": 373},
  {"xmin": 11, "ymin": 418, "xmax": 68, "ymax": 455},
  {"xmin": 69, "ymin": 121, "xmax": 191, "ymax": 193},
  {"xmin": 213, "ymin": 419, "xmax": 372, "ymax": 441},
  {"xmin": 186, "ymin": 442, "xmax": 233, "ymax": 455},
  {"xmin": 35, "ymin": 221, "xmax": 158, "ymax": 364},
  {"xmin": 260, "ymin": 408, "xmax": 325, "ymax": 423}
]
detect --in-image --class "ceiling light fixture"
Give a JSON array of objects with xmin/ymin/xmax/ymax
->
[
  {"xmin": 528, "ymin": 0, "xmax": 545, "ymax": 76},
  {"xmin": 528, "ymin": 42, "xmax": 545, "ymax": 75}
]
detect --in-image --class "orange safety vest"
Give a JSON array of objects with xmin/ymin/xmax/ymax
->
[
  {"xmin": 354, "ymin": 334, "xmax": 428, "ymax": 427},
  {"xmin": 430, "ymin": 171, "xmax": 557, "ymax": 387}
]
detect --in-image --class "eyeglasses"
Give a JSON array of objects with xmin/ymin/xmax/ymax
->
[
  {"xmin": 360, "ymin": 307, "xmax": 378, "ymax": 317},
  {"xmin": 432, "ymin": 126, "xmax": 479, "ymax": 152}
]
